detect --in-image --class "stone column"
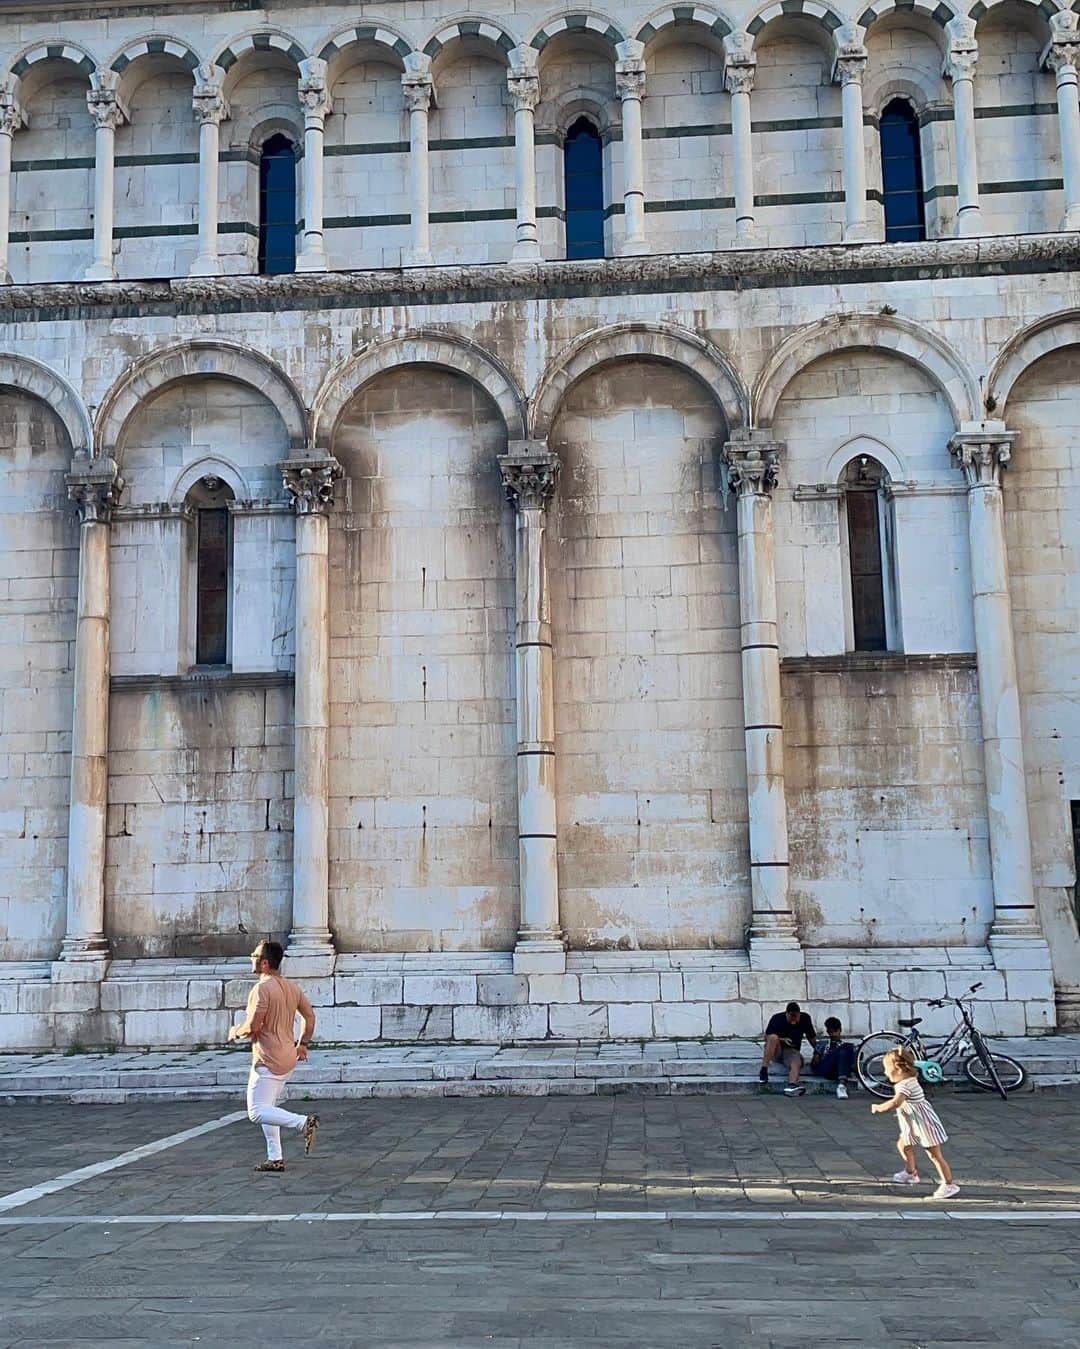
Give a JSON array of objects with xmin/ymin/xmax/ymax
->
[
  {"xmin": 402, "ymin": 54, "xmax": 434, "ymax": 267},
  {"xmin": 832, "ymin": 26, "xmax": 872, "ymax": 243},
  {"xmin": 281, "ymin": 457, "xmax": 342, "ymax": 970},
  {"xmin": 500, "ymin": 443, "xmax": 565, "ymax": 975},
  {"xmin": 723, "ymin": 431, "xmax": 802, "ymax": 970},
  {"xmin": 945, "ymin": 18, "xmax": 983, "ymax": 238},
  {"xmin": 723, "ymin": 34, "xmax": 757, "ymax": 241},
  {"xmin": 615, "ymin": 39, "xmax": 648, "ymax": 256},
  {"xmin": 948, "ymin": 424, "xmax": 1050, "ymax": 970},
  {"xmin": 508, "ymin": 47, "xmax": 542, "ymax": 262},
  {"xmin": 59, "ymin": 454, "xmax": 124, "ymax": 969},
  {"xmin": 83, "ymin": 74, "xmax": 127, "ymax": 282},
  {"xmin": 190, "ymin": 65, "xmax": 228, "ymax": 278},
  {"xmin": 0, "ymin": 87, "xmax": 24, "ymax": 283},
  {"xmin": 1044, "ymin": 12, "xmax": 1080, "ymax": 232},
  {"xmin": 297, "ymin": 58, "xmax": 333, "ymax": 272}
]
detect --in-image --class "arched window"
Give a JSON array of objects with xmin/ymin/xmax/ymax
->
[
  {"xmin": 564, "ymin": 118, "xmax": 604, "ymax": 260},
  {"xmin": 258, "ymin": 134, "xmax": 297, "ymax": 274},
  {"xmin": 843, "ymin": 455, "xmax": 898, "ymax": 652},
  {"xmin": 187, "ymin": 476, "xmax": 233, "ymax": 666},
  {"xmin": 879, "ymin": 100, "xmax": 925, "ymax": 243}
]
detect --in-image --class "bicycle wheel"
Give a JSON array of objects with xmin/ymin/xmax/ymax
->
[
  {"xmin": 856, "ymin": 1033, "xmax": 906, "ymax": 1098},
  {"xmin": 963, "ymin": 1048, "xmax": 1027, "ymax": 1095}
]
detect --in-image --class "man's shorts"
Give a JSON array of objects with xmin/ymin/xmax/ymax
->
[{"xmin": 775, "ymin": 1045, "xmax": 802, "ymax": 1067}]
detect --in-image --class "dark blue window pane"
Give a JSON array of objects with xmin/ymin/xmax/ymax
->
[
  {"xmin": 564, "ymin": 118, "xmax": 604, "ymax": 259},
  {"xmin": 880, "ymin": 101, "xmax": 925, "ymax": 243},
  {"xmin": 259, "ymin": 134, "xmax": 297, "ymax": 275}
]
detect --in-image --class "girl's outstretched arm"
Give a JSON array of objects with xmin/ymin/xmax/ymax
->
[{"xmin": 871, "ymin": 1088, "xmax": 904, "ymax": 1114}]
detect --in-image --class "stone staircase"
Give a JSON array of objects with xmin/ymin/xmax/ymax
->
[{"xmin": 2, "ymin": 1036, "xmax": 1078, "ymax": 1104}]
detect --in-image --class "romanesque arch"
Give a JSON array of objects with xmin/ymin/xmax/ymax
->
[
  {"xmin": 4, "ymin": 39, "xmax": 96, "ymax": 85},
  {"xmin": 423, "ymin": 16, "xmax": 518, "ymax": 60},
  {"xmin": 95, "ymin": 341, "xmax": 308, "ymax": 456},
  {"xmin": 313, "ymin": 333, "xmax": 527, "ymax": 449},
  {"xmin": 745, "ymin": 0, "xmax": 846, "ymax": 38},
  {"xmin": 108, "ymin": 34, "xmax": 201, "ymax": 77},
  {"xmin": 753, "ymin": 313, "xmax": 980, "ymax": 428},
  {"xmin": 530, "ymin": 322, "xmax": 748, "ymax": 438},
  {"xmin": 0, "ymin": 353, "xmax": 92, "ymax": 455},
  {"xmin": 316, "ymin": 21, "xmax": 413, "ymax": 66},
  {"xmin": 211, "ymin": 29, "xmax": 309, "ymax": 76},
  {"xmin": 858, "ymin": 0, "xmax": 958, "ymax": 33},
  {"xmin": 528, "ymin": 10, "xmax": 628, "ymax": 52},
  {"xmin": 987, "ymin": 310, "xmax": 1080, "ymax": 415},
  {"xmin": 635, "ymin": 4, "xmax": 735, "ymax": 45}
]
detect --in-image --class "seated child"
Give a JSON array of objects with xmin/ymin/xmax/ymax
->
[{"xmin": 811, "ymin": 1016, "xmax": 856, "ymax": 1098}]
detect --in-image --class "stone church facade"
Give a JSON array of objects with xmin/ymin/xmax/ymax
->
[{"xmin": 1, "ymin": 0, "xmax": 1078, "ymax": 1050}]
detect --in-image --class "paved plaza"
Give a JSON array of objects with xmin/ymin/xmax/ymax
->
[{"xmin": 0, "ymin": 1091, "xmax": 1078, "ymax": 1346}]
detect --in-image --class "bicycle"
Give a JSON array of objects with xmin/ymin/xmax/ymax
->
[{"xmin": 855, "ymin": 982, "xmax": 1027, "ymax": 1101}]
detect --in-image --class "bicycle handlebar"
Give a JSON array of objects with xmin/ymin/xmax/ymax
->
[{"xmin": 925, "ymin": 982, "xmax": 982, "ymax": 1011}]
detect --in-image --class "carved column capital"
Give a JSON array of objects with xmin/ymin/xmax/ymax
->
[
  {"xmin": 192, "ymin": 63, "xmax": 229, "ymax": 125},
  {"xmin": 832, "ymin": 26, "xmax": 868, "ymax": 86},
  {"xmin": 615, "ymin": 40, "xmax": 647, "ymax": 101},
  {"xmin": 0, "ymin": 87, "xmax": 25, "ymax": 137},
  {"xmin": 86, "ymin": 76, "xmax": 128, "ymax": 131},
  {"xmin": 280, "ymin": 457, "xmax": 342, "ymax": 514},
  {"xmin": 1045, "ymin": 14, "xmax": 1080, "ymax": 75},
  {"xmin": 945, "ymin": 17, "xmax": 979, "ymax": 81},
  {"xmin": 298, "ymin": 57, "xmax": 333, "ymax": 128},
  {"xmin": 67, "ymin": 454, "xmax": 124, "ymax": 523},
  {"xmin": 402, "ymin": 51, "xmax": 435, "ymax": 112},
  {"xmin": 722, "ymin": 431, "xmax": 782, "ymax": 499},
  {"xmin": 724, "ymin": 54, "xmax": 757, "ymax": 98},
  {"xmin": 948, "ymin": 424, "xmax": 1016, "ymax": 488},
  {"xmin": 508, "ymin": 69, "xmax": 541, "ymax": 113},
  {"xmin": 500, "ymin": 441, "xmax": 560, "ymax": 509}
]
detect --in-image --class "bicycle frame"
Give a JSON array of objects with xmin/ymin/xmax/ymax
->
[{"xmin": 890, "ymin": 1000, "xmax": 975, "ymax": 1073}]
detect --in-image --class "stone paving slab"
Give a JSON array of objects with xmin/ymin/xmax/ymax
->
[
  {"xmin": 0, "ymin": 1095, "xmax": 1078, "ymax": 1345},
  {"xmin": 1, "ymin": 1035, "xmax": 1078, "ymax": 1104}
]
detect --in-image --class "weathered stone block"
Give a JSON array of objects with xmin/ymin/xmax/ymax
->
[
  {"xmin": 681, "ymin": 971, "xmax": 740, "ymax": 1002},
  {"xmin": 53, "ymin": 1011, "xmax": 122, "ymax": 1049},
  {"xmin": 889, "ymin": 971, "xmax": 946, "ymax": 1001},
  {"xmin": 477, "ymin": 974, "xmax": 528, "ymax": 1006},
  {"xmin": 709, "ymin": 1001, "xmax": 765, "ymax": 1038},
  {"xmin": 381, "ymin": 1005, "xmax": 454, "ymax": 1041},
  {"xmin": 0, "ymin": 1012, "xmax": 53, "ymax": 1050},
  {"xmin": 336, "ymin": 975, "xmax": 404, "ymax": 1006},
  {"xmin": 19, "ymin": 981, "xmax": 98, "ymax": 1014},
  {"xmin": 527, "ymin": 974, "xmax": 580, "ymax": 1003},
  {"xmin": 453, "ymin": 1005, "xmax": 548, "ymax": 1042},
  {"xmin": 579, "ymin": 973, "xmax": 660, "ymax": 1003},
  {"xmin": 1003, "ymin": 969, "xmax": 1055, "ymax": 1003},
  {"xmin": 313, "ymin": 1006, "xmax": 380, "ymax": 1042},
  {"xmin": 186, "ymin": 980, "xmax": 224, "ymax": 1010},
  {"xmin": 848, "ymin": 971, "xmax": 890, "ymax": 1002},
  {"xmin": 403, "ymin": 975, "xmax": 478, "ymax": 1006},
  {"xmin": 608, "ymin": 1002, "xmax": 654, "ymax": 1038},
  {"xmin": 123, "ymin": 1009, "xmax": 231, "ymax": 1047},
  {"xmin": 737, "ymin": 972, "xmax": 807, "ymax": 1005},
  {"xmin": 100, "ymin": 980, "xmax": 188, "ymax": 1012},
  {"xmin": 653, "ymin": 1002, "xmax": 711, "ymax": 1038},
  {"xmin": 806, "ymin": 970, "xmax": 851, "ymax": 1003},
  {"xmin": 548, "ymin": 1003, "xmax": 608, "ymax": 1039}
]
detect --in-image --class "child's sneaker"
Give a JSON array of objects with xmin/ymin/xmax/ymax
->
[
  {"xmin": 892, "ymin": 1170, "xmax": 920, "ymax": 1184},
  {"xmin": 932, "ymin": 1182, "xmax": 960, "ymax": 1200},
  {"xmin": 835, "ymin": 1082, "xmax": 848, "ymax": 1099}
]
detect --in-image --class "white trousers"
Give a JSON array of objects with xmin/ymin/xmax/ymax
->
[{"xmin": 246, "ymin": 1064, "xmax": 308, "ymax": 1161}]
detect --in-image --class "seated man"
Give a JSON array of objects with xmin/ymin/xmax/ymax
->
[
  {"xmin": 759, "ymin": 1001, "xmax": 817, "ymax": 1096},
  {"xmin": 811, "ymin": 1016, "xmax": 856, "ymax": 1099}
]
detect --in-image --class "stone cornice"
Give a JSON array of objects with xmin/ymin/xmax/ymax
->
[{"xmin": 0, "ymin": 233, "xmax": 1078, "ymax": 327}]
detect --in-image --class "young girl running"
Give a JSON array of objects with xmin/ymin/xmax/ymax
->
[{"xmin": 871, "ymin": 1046, "xmax": 959, "ymax": 1200}]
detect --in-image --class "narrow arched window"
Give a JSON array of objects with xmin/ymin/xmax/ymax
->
[
  {"xmin": 258, "ymin": 134, "xmax": 297, "ymax": 274},
  {"xmin": 879, "ymin": 100, "xmax": 925, "ymax": 243},
  {"xmin": 843, "ymin": 455, "xmax": 898, "ymax": 652},
  {"xmin": 188, "ymin": 476, "xmax": 233, "ymax": 667},
  {"xmin": 564, "ymin": 118, "xmax": 604, "ymax": 260}
]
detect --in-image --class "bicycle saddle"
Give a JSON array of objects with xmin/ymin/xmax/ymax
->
[{"xmin": 897, "ymin": 1017, "xmax": 922, "ymax": 1028}]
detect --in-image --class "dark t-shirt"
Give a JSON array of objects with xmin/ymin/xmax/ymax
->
[{"xmin": 765, "ymin": 1011, "xmax": 816, "ymax": 1052}]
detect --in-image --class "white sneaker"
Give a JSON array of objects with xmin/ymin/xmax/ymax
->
[
  {"xmin": 932, "ymin": 1182, "xmax": 960, "ymax": 1200},
  {"xmin": 783, "ymin": 1085, "xmax": 806, "ymax": 1097},
  {"xmin": 892, "ymin": 1170, "xmax": 920, "ymax": 1184},
  {"xmin": 835, "ymin": 1082, "xmax": 848, "ymax": 1099}
]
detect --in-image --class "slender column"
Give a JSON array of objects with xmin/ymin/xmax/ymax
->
[
  {"xmin": 297, "ymin": 58, "xmax": 333, "ymax": 272},
  {"xmin": 723, "ymin": 33, "xmax": 757, "ymax": 241},
  {"xmin": 723, "ymin": 432, "xmax": 802, "ymax": 970},
  {"xmin": 945, "ymin": 18, "xmax": 983, "ymax": 238},
  {"xmin": 832, "ymin": 26, "xmax": 872, "ymax": 243},
  {"xmin": 1044, "ymin": 12, "xmax": 1080, "ymax": 232},
  {"xmin": 615, "ymin": 39, "xmax": 648, "ymax": 256},
  {"xmin": 59, "ymin": 455, "xmax": 124, "ymax": 967},
  {"xmin": 948, "ymin": 427, "xmax": 1047, "ymax": 958},
  {"xmin": 190, "ymin": 65, "xmax": 228, "ymax": 278},
  {"xmin": 500, "ymin": 443, "xmax": 565, "ymax": 975},
  {"xmin": 0, "ymin": 88, "xmax": 24, "ymax": 283},
  {"xmin": 281, "ymin": 458, "xmax": 342, "ymax": 968},
  {"xmin": 508, "ymin": 47, "xmax": 542, "ymax": 262},
  {"xmin": 402, "ymin": 53, "xmax": 434, "ymax": 267},
  {"xmin": 83, "ymin": 74, "xmax": 127, "ymax": 281}
]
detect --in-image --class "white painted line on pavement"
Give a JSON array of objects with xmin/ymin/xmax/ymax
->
[
  {"xmin": 0, "ymin": 1111, "xmax": 246, "ymax": 1215},
  {"xmin": 0, "ymin": 1207, "xmax": 1078, "ymax": 1226}
]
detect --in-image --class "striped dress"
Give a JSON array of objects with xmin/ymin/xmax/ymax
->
[{"xmin": 895, "ymin": 1074, "xmax": 949, "ymax": 1148}]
